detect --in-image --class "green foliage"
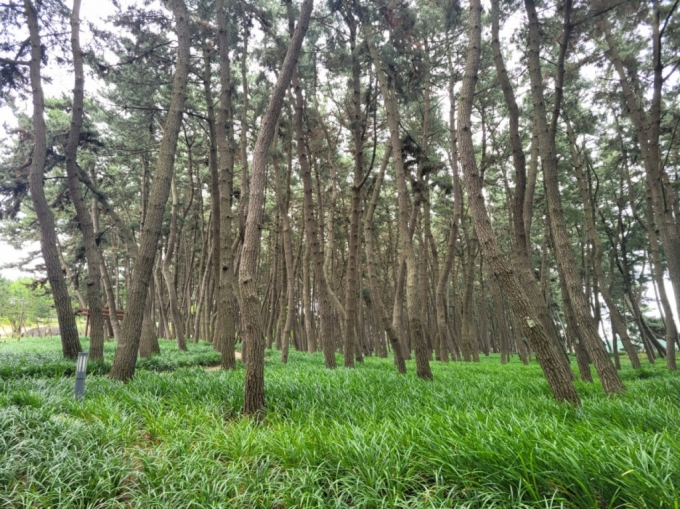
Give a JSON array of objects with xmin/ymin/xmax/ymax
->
[
  {"xmin": 0, "ymin": 336, "xmax": 220, "ymax": 379},
  {"xmin": 0, "ymin": 277, "xmax": 55, "ymax": 335},
  {"xmin": 1, "ymin": 342, "xmax": 678, "ymax": 507}
]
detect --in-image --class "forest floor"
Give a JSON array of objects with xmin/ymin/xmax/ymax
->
[{"xmin": 1, "ymin": 338, "xmax": 678, "ymax": 508}]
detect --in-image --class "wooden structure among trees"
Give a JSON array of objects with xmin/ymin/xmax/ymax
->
[{"xmin": 76, "ymin": 308, "xmax": 124, "ymax": 338}]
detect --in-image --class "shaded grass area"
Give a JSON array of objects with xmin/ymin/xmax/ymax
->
[{"xmin": 1, "ymin": 338, "xmax": 679, "ymax": 508}]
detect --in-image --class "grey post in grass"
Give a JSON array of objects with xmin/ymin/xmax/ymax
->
[{"xmin": 74, "ymin": 352, "xmax": 88, "ymax": 400}]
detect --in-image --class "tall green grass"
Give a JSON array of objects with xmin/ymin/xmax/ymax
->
[
  {"xmin": 0, "ymin": 336, "xmax": 221, "ymax": 378},
  {"xmin": 1, "ymin": 338, "xmax": 678, "ymax": 507}
]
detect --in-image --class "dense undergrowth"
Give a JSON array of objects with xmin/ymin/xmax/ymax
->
[
  {"xmin": 1, "ymin": 338, "xmax": 678, "ymax": 507},
  {"xmin": 0, "ymin": 337, "xmax": 221, "ymax": 378}
]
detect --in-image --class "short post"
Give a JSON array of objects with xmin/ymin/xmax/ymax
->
[{"xmin": 74, "ymin": 351, "xmax": 88, "ymax": 400}]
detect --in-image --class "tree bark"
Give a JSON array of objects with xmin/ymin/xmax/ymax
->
[
  {"xmin": 24, "ymin": 0, "xmax": 82, "ymax": 359},
  {"xmin": 239, "ymin": 0, "xmax": 314, "ymax": 416},
  {"xmin": 459, "ymin": 0, "xmax": 580, "ymax": 404},
  {"xmin": 524, "ymin": 0, "xmax": 623, "ymax": 394},
  {"xmin": 365, "ymin": 25, "xmax": 433, "ymax": 380},
  {"xmin": 109, "ymin": 0, "xmax": 190, "ymax": 381},
  {"xmin": 139, "ymin": 274, "xmax": 160, "ymax": 358}
]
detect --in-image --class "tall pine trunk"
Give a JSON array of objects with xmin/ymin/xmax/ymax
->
[
  {"xmin": 215, "ymin": 0, "xmax": 238, "ymax": 369},
  {"xmin": 109, "ymin": 0, "xmax": 190, "ymax": 381},
  {"xmin": 24, "ymin": 0, "xmax": 82, "ymax": 359},
  {"xmin": 291, "ymin": 71, "xmax": 337, "ymax": 369},
  {"xmin": 63, "ymin": 0, "xmax": 105, "ymax": 359},
  {"xmin": 524, "ymin": 0, "xmax": 623, "ymax": 394},
  {"xmin": 240, "ymin": 0, "xmax": 314, "ymax": 416},
  {"xmin": 365, "ymin": 25, "xmax": 433, "ymax": 380},
  {"xmin": 458, "ymin": 0, "xmax": 580, "ymax": 405}
]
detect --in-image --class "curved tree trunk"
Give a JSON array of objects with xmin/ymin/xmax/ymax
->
[
  {"xmin": 109, "ymin": 0, "xmax": 190, "ymax": 381},
  {"xmin": 365, "ymin": 25, "xmax": 433, "ymax": 380},
  {"xmin": 524, "ymin": 0, "xmax": 623, "ymax": 394},
  {"xmin": 239, "ymin": 0, "xmax": 315, "ymax": 416},
  {"xmin": 63, "ymin": 0, "xmax": 105, "ymax": 360},
  {"xmin": 24, "ymin": 0, "xmax": 82, "ymax": 359},
  {"xmin": 458, "ymin": 0, "xmax": 580, "ymax": 405}
]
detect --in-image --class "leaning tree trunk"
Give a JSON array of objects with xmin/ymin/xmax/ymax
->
[
  {"xmin": 239, "ymin": 0, "xmax": 314, "ymax": 416},
  {"xmin": 161, "ymin": 176, "xmax": 187, "ymax": 350},
  {"xmin": 364, "ymin": 147, "xmax": 407, "ymax": 374},
  {"xmin": 365, "ymin": 25, "xmax": 433, "ymax": 380},
  {"xmin": 490, "ymin": 0, "xmax": 570, "ymax": 372},
  {"xmin": 558, "ymin": 261, "xmax": 593, "ymax": 382},
  {"xmin": 566, "ymin": 119, "xmax": 641, "ymax": 369},
  {"xmin": 524, "ymin": 0, "xmax": 624, "ymax": 394},
  {"xmin": 458, "ymin": 0, "xmax": 580, "ymax": 405},
  {"xmin": 109, "ymin": 0, "xmax": 190, "ymax": 381},
  {"xmin": 63, "ymin": 0, "xmax": 105, "ymax": 360},
  {"xmin": 24, "ymin": 0, "xmax": 82, "ymax": 359}
]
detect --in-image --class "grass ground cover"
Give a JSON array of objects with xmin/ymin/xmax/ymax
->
[{"xmin": 1, "ymin": 338, "xmax": 678, "ymax": 508}]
